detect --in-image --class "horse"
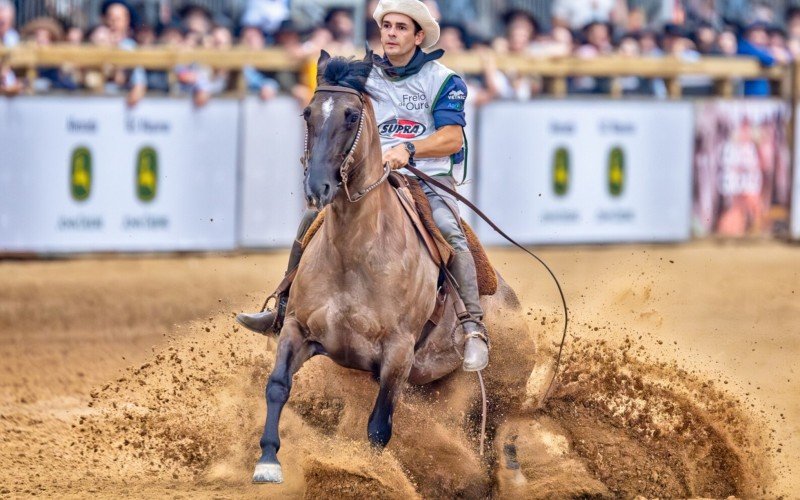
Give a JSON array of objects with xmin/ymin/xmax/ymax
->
[{"xmin": 252, "ymin": 50, "xmax": 520, "ymax": 484}]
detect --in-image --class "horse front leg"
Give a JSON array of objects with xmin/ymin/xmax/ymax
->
[
  {"xmin": 367, "ymin": 339, "xmax": 414, "ymax": 448},
  {"xmin": 253, "ymin": 317, "xmax": 316, "ymax": 484}
]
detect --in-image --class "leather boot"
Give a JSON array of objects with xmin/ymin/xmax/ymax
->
[
  {"xmin": 450, "ymin": 251, "xmax": 489, "ymax": 371},
  {"xmin": 236, "ymin": 239, "xmax": 304, "ymax": 335}
]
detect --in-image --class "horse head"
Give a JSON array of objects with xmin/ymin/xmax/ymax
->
[{"xmin": 303, "ymin": 50, "xmax": 375, "ymax": 209}]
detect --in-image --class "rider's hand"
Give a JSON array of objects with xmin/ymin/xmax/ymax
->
[{"xmin": 383, "ymin": 144, "xmax": 411, "ymax": 170}]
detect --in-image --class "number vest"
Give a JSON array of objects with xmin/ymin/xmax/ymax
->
[{"xmin": 365, "ymin": 61, "xmax": 465, "ymax": 179}]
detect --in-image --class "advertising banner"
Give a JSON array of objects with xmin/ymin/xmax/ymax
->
[
  {"xmin": 473, "ymin": 101, "xmax": 694, "ymax": 245},
  {"xmin": 0, "ymin": 97, "xmax": 238, "ymax": 253},
  {"xmin": 238, "ymin": 96, "xmax": 306, "ymax": 248},
  {"xmin": 694, "ymin": 100, "xmax": 791, "ymax": 238}
]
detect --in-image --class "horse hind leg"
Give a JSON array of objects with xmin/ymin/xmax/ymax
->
[
  {"xmin": 253, "ymin": 318, "xmax": 318, "ymax": 484},
  {"xmin": 367, "ymin": 338, "xmax": 414, "ymax": 448}
]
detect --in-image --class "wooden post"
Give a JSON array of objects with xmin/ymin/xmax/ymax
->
[{"xmin": 665, "ymin": 77, "xmax": 682, "ymax": 99}]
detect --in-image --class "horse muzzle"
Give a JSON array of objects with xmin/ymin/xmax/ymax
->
[{"xmin": 304, "ymin": 172, "xmax": 340, "ymax": 209}]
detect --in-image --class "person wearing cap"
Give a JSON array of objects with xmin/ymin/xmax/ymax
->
[
  {"xmin": 236, "ymin": 0, "xmax": 489, "ymax": 372},
  {"xmin": 738, "ymin": 21, "xmax": 778, "ymax": 96}
]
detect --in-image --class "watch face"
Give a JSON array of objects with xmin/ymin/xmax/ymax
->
[{"xmin": 405, "ymin": 142, "xmax": 416, "ymax": 155}]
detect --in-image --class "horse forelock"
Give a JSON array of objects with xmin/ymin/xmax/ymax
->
[{"xmin": 321, "ymin": 57, "xmax": 373, "ymax": 96}]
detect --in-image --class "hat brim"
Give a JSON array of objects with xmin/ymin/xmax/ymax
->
[{"xmin": 373, "ymin": 0, "xmax": 440, "ymax": 49}]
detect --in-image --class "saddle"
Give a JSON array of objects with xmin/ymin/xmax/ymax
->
[{"xmin": 301, "ymin": 173, "xmax": 498, "ymax": 296}]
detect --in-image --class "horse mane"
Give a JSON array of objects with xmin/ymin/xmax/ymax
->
[{"xmin": 321, "ymin": 57, "xmax": 373, "ymax": 96}]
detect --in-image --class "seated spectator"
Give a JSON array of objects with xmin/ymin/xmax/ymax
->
[
  {"xmin": 20, "ymin": 17, "xmax": 79, "ymax": 92},
  {"xmin": 192, "ymin": 24, "xmax": 234, "ymax": 106},
  {"xmin": 135, "ymin": 24, "xmax": 157, "ymax": 46},
  {"xmin": 488, "ymin": 10, "xmax": 544, "ymax": 100},
  {"xmin": 239, "ymin": 24, "xmax": 280, "ymax": 101},
  {"xmin": 551, "ymin": 0, "xmax": 628, "ymax": 31},
  {"xmin": 0, "ymin": 0, "xmax": 19, "ymax": 47}
]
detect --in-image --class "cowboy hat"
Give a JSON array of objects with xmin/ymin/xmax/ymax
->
[
  {"xmin": 21, "ymin": 17, "xmax": 64, "ymax": 41},
  {"xmin": 372, "ymin": 0, "xmax": 440, "ymax": 49}
]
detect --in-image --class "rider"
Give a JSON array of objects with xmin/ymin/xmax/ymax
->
[{"xmin": 236, "ymin": 0, "xmax": 489, "ymax": 372}]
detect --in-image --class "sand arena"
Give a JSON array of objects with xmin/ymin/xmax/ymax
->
[{"xmin": 0, "ymin": 242, "xmax": 797, "ymax": 497}]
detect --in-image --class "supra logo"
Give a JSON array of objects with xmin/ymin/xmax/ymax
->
[
  {"xmin": 378, "ymin": 119, "xmax": 427, "ymax": 139},
  {"xmin": 70, "ymin": 146, "xmax": 92, "ymax": 202},
  {"xmin": 552, "ymin": 147, "xmax": 570, "ymax": 196},
  {"xmin": 608, "ymin": 146, "xmax": 625, "ymax": 197},
  {"xmin": 136, "ymin": 146, "xmax": 158, "ymax": 202},
  {"xmin": 447, "ymin": 89, "xmax": 466, "ymax": 100}
]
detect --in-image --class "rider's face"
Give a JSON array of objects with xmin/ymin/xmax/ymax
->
[{"xmin": 380, "ymin": 13, "xmax": 424, "ymax": 62}]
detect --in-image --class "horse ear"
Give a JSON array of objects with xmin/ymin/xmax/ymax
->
[
  {"xmin": 363, "ymin": 42, "xmax": 374, "ymax": 63},
  {"xmin": 318, "ymin": 49, "xmax": 331, "ymax": 67}
]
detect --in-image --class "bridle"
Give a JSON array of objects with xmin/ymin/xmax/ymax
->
[{"xmin": 302, "ymin": 85, "xmax": 391, "ymax": 203}]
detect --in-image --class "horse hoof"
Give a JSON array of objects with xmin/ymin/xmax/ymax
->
[{"xmin": 252, "ymin": 462, "xmax": 283, "ymax": 484}]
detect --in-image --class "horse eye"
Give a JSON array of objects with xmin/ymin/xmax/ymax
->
[
  {"xmin": 347, "ymin": 112, "xmax": 360, "ymax": 125},
  {"xmin": 302, "ymin": 108, "xmax": 311, "ymax": 121}
]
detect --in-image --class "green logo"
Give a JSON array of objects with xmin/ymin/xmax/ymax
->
[
  {"xmin": 70, "ymin": 146, "xmax": 92, "ymax": 202},
  {"xmin": 136, "ymin": 146, "xmax": 158, "ymax": 202},
  {"xmin": 552, "ymin": 147, "xmax": 570, "ymax": 196},
  {"xmin": 608, "ymin": 146, "xmax": 625, "ymax": 197}
]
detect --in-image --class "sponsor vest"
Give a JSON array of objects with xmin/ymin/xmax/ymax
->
[{"xmin": 366, "ymin": 61, "xmax": 465, "ymax": 179}]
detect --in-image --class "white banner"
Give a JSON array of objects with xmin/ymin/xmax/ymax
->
[
  {"xmin": 0, "ymin": 97, "xmax": 238, "ymax": 253},
  {"xmin": 473, "ymin": 101, "xmax": 694, "ymax": 245},
  {"xmin": 238, "ymin": 96, "xmax": 306, "ymax": 248}
]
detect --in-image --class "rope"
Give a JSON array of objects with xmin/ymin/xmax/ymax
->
[{"xmin": 477, "ymin": 370, "xmax": 487, "ymax": 457}]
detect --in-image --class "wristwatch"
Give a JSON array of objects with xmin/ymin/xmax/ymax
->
[{"xmin": 402, "ymin": 141, "xmax": 416, "ymax": 162}]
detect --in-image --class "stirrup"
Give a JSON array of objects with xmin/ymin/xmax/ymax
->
[
  {"xmin": 259, "ymin": 292, "xmax": 288, "ymax": 334},
  {"xmin": 458, "ymin": 313, "xmax": 490, "ymax": 348}
]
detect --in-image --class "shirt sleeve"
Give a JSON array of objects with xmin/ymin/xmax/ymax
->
[{"xmin": 432, "ymin": 75, "xmax": 468, "ymax": 129}]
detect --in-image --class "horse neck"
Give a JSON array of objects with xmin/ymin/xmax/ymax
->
[{"xmin": 327, "ymin": 99, "xmax": 399, "ymax": 249}]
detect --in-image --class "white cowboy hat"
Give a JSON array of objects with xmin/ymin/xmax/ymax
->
[{"xmin": 372, "ymin": 0, "xmax": 440, "ymax": 49}]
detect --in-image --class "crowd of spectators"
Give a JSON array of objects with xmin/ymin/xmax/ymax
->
[{"xmin": 0, "ymin": 0, "xmax": 798, "ymax": 103}]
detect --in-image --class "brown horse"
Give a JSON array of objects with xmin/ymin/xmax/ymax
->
[{"xmin": 252, "ymin": 51, "xmax": 519, "ymax": 484}]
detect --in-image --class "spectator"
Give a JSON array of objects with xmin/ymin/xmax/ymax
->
[
  {"xmin": 493, "ymin": 9, "xmax": 539, "ymax": 55},
  {"xmin": 240, "ymin": 0, "xmax": 289, "ymax": 41},
  {"xmin": 551, "ymin": 0, "xmax": 628, "ymax": 31},
  {"xmin": 693, "ymin": 21, "xmax": 719, "ymax": 55},
  {"xmin": 180, "ymin": 4, "xmax": 213, "ymax": 37},
  {"xmin": 324, "ymin": 7, "xmax": 356, "ymax": 54},
  {"xmin": 65, "ymin": 25, "xmax": 84, "ymax": 45},
  {"xmin": 192, "ymin": 25, "xmax": 234, "ymax": 106},
  {"xmin": 738, "ymin": 21, "xmax": 777, "ymax": 96},
  {"xmin": 0, "ymin": 0, "xmax": 19, "ymax": 47},
  {"xmin": 157, "ymin": 21, "xmax": 184, "ymax": 47},
  {"xmin": 239, "ymin": 24, "xmax": 280, "ymax": 101},
  {"xmin": 135, "ymin": 24, "xmax": 157, "ymax": 46},
  {"xmin": 638, "ymin": 29, "xmax": 663, "ymax": 57},
  {"xmin": 718, "ymin": 27, "xmax": 738, "ymax": 56},
  {"xmin": 100, "ymin": 0, "xmax": 147, "ymax": 106},
  {"xmin": 21, "ymin": 17, "xmax": 79, "ymax": 92},
  {"xmin": 786, "ymin": 6, "xmax": 800, "ymax": 41},
  {"xmin": 767, "ymin": 26, "xmax": 792, "ymax": 64},
  {"xmin": 529, "ymin": 26, "xmax": 574, "ymax": 58},
  {"xmin": 571, "ymin": 21, "xmax": 614, "ymax": 94}
]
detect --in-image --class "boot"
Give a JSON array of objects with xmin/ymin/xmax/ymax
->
[
  {"xmin": 450, "ymin": 251, "xmax": 489, "ymax": 371},
  {"xmin": 236, "ymin": 239, "xmax": 304, "ymax": 335}
]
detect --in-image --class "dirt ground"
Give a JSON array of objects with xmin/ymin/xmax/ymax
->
[{"xmin": 0, "ymin": 241, "xmax": 797, "ymax": 498}]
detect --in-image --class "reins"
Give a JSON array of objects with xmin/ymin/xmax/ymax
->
[{"xmin": 304, "ymin": 85, "xmax": 391, "ymax": 203}]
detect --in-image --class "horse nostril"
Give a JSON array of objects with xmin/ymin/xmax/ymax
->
[{"xmin": 322, "ymin": 183, "xmax": 331, "ymax": 198}]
